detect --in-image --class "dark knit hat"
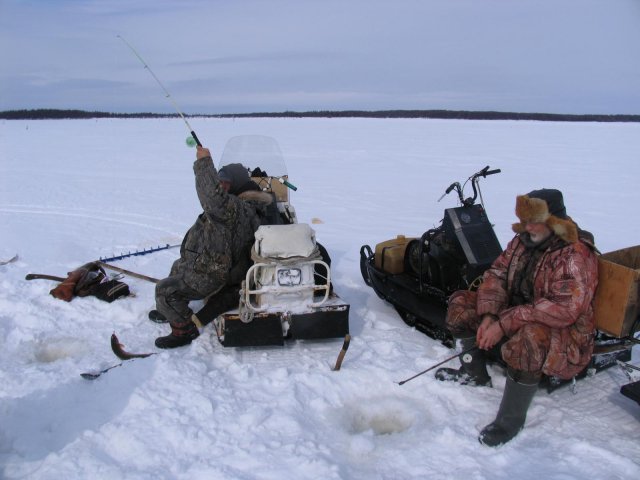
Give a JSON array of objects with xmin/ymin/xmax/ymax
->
[
  {"xmin": 526, "ymin": 189, "xmax": 568, "ymax": 219},
  {"xmin": 218, "ymin": 163, "xmax": 250, "ymax": 195},
  {"xmin": 512, "ymin": 188, "xmax": 578, "ymax": 243}
]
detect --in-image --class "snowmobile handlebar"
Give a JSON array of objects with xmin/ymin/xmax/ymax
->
[
  {"xmin": 439, "ymin": 182, "xmax": 463, "ymax": 202},
  {"xmin": 439, "ymin": 166, "xmax": 501, "ymax": 205},
  {"xmin": 465, "ymin": 166, "xmax": 501, "ymax": 206},
  {"xmin": 445, "ymin": 182, "xmax": 462, "ymax": 195},
  {"xmin": 476, "ymin": 166, "xmax": 501, "ymax": 177}
]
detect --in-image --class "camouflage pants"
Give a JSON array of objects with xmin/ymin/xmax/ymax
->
[
  {"xmin": 155, "ymin": 275, "xmax": 206, "ymax": 330},
  {"xmin": 446, "ymin": 290, "xmax": 551, "ymax": 374}
]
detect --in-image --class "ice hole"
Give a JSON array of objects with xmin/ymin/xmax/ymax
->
[
  {"xmin": 347, "ymin": 403, "xmax": 415, "ymax": 436},
  {"xmin": 32, "ymin": 338, "xmax": 86, "ymax": 363}
]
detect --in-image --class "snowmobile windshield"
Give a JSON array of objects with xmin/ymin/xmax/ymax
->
[{"xmin": 218, "ymin": 135, "xmax": 288, "ymax": 178}]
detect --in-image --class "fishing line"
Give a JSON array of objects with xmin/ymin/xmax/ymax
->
[{"xmin": 117, "ymin": 35, "xmax": 202, "ymax": 147}]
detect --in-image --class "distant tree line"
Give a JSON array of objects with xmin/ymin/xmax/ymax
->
[
  {"xmin": 1, "ymin": 108, "xmax": 639, "ymax": 122},
  {"xmin": 220, "ymin": 110, "xmax": 640, "ymax": 122},
  {"xmin": 0, "ymin": 109, "xmax": 173, "ymax": 120}
]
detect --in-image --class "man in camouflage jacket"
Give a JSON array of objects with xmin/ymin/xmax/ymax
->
[
  {"xmin": 435, "ymin": 189, "xmax": 598, "ymax": 447},
  {"xmin": 154, "ymin": 146, "xmax": 273, "ymax": 349}
]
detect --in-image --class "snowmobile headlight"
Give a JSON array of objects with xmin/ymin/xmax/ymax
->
[{"xmin": 277, "ymin": 268, "xmax": 302, "ymax": 286}]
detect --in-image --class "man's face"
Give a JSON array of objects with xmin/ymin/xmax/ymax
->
[
  {"xmin": 524, "ymin": 222, "xmax": 553, "ymax": 244},
  {"xmin": 220, "ymin": 180, "xmax": 231, "ymax": 193}
]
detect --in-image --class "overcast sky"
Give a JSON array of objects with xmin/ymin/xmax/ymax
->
[{"xmin": 1, "ymin": 0, "xmax": 640, "ymax": 115}]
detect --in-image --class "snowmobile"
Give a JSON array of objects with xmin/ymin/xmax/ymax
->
[
  {"xmin": 360, "ymin": 166, "xmax": 503, "ymax": 347},
  {"xmin": 360, "ymin": 166, "xmax": 639, "ymax": 390},
  {"xmin": 205, "ymin": 135, "xmax": 349, "ymax": 347}
]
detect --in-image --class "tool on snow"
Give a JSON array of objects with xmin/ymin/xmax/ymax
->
[
  {"xmin": 0, "ymin": 254, "xmax": 18, "ymax": 265},
  {"xmin": 117, "ymin": 35, "xmax": 202, "ymax": 147},
  {"xmin": 26, "ymin": 262, "xmax": 130, "ymax": 303},
  {"xmin": 96, "ymin": 261, "xmax": 159, "ymax": 284},
  {"xmin": 81, "ymin": 334, "xmax": 155, "ymax": 380},
  {"xmin": 397, "ymin": 346, "xmax": 477, "ymax": 386},
  {"xmin": 81, "ymin": 363, "xmax": 125, "ymax": 380},
  {"xmin": 25, "ymin": 273, "xmax": 66, "ymax": 282},
  {"xmin": 332, "ymin": 334, "xmax": 351, "ymax": 371},
  {"xmin": 99, "ymin": 243, "xmax": 180, "ymax": 262}
]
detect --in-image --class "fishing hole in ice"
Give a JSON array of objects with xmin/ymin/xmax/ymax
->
[{"xmin": 344, "ymin": 397, "xmax": 417, "ymax": 435}]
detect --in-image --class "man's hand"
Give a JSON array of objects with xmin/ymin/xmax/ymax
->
[
  {"xmin": 476, "ymin": 314, "xmax": 504, "ymax": 350},
  {"xmin": 196, "ymin": 146, "xmax": 211, "ymax": 160}
]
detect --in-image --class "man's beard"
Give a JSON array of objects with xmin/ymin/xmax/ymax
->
[{"xmin": 520, "ymin": 232, "xmax": 553, "ymax": 249}]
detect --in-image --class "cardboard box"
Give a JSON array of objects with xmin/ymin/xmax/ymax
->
[
  {"xmin": 251, "ymin": 175, "xmax": 289, "ymax": 202},
  {"xmin": 593, "ymin": 245, "xmax": 640, "ymax": 338}
]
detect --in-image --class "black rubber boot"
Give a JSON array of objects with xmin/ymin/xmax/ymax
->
[
  {"xmin": 435, "ymin": 336, "xmax": 492, "ymax": 387},
  {"xmin": 478, "ymin": 369, "xmax": 539, "ymax": 447},
  {"xmin": 148, "ymin": 309, "xmax": 168, "ymax": 323},
  {"xmin": 155, "ymin": 322, "xmax": 199, "ymax": 349}
]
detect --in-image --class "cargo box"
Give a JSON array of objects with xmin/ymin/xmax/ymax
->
[
  {"xmin": 593, "ymin": 245, "xmax": 640, "ymax": 338},
  {"xmin": 251, "ymin": 175, "xmax": 290, "ymax": 202},
  {"xmin": 374, "ymin": 235, "xmax": 415, "ymax": 275}
]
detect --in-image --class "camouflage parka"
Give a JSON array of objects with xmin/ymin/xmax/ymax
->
[
  {"xmin": 476, "ymin": 232, "xmax": 598, "ymax": 379},
  {"xmin": 170, "ymin": 155, "xmax": 273, "ymax": 295}
]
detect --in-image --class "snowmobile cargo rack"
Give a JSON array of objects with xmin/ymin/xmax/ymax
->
[{"xmin": 593, "ymin": 245, "xmax": 640, "ymax": 338}]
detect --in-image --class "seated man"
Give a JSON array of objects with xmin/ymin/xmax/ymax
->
[
  {"xmin": 435, "ymin": 189, "xmax": 598, "ymax": 446},
  {"xmin": 153, "ymin": 146, "xmax": 273, "ymax": 349}
]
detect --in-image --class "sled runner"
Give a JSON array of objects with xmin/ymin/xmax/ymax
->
[
  {"xmin": 621, "ymin": 380, "xmax": 640, "ymax": 405},
  {"xmin": 208, "ymin": 136, "xmax": 350, "ymax": 347},
  {"xmin": 360, "ymin": 166, "xmax": 639, "ymax": 392}
]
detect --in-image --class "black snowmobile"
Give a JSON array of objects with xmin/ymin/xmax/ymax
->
[
  {"xmin": 360, "ymin": 166, "xmax": 639, "ymax": 392},
  {"xmin": 360, "ymin": 166, "xmax": 503, "ymax": 347}
]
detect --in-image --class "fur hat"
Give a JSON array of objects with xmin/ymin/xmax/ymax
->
[{"xmin": 511, "ymin": 188, "xmax": 578, "ymax": 243}]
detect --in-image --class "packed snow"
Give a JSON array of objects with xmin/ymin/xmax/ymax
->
[{"xmin": 1, "ymin": 117, "xmax": 639, "ymax": 479}]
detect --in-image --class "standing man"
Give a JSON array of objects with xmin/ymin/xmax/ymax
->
[
  {"xmin": 154, "ymin": 146, "xmax": 273, "ymax": 349},
  {"xmin": 436, "ymin": 189, "xmax": 598, "ymax": 446}
]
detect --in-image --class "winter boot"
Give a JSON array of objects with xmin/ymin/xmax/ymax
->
[
  {"xmin": 478, "ymin": 369, "xmax": 540, "ymax": 447},
  {"xmin": 148, "ymin": 309, "xmax": 168, "ymax": 323},
  {"xmin": 155, "ymin": 322, "xmax": 199, "ymax": 349},
  {"xmin": 435, "ymin": 336, "xmax": 492, "ymax": 387}
]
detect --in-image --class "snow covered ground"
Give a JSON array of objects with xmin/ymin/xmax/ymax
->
[{"xmin": 1, "ymin": 117, "xmax": 639, "ymax": 479}]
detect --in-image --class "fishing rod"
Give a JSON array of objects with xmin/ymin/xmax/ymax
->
[
  {"xmin": 396, "ymin": 345, "xmax": 477, "ymax": 386},
  {"xmin": 117, "ymin": 35, "xmax": 202, "ymax": 147}
]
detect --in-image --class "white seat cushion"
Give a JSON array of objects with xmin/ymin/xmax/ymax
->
[{"xmin": 254, "ymin": 224, "xmax": 316, "ymax": 258}]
